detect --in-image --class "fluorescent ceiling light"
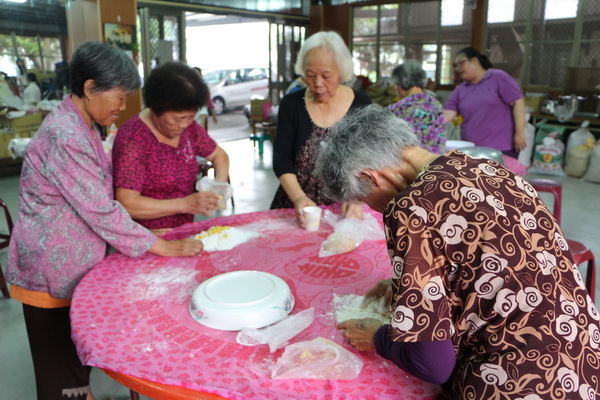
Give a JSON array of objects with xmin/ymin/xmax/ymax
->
[{"xmin": 4, "ymin": 0, "xmax": 28, "ymax": 3}]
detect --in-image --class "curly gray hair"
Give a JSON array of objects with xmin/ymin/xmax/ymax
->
[
  {"xmin": 390, "ymin": 60, "xmax": 427, "ymax": 90},
  {"xmin": 315, "ymin": 104, "xmax": 419, "ymax": 201}
]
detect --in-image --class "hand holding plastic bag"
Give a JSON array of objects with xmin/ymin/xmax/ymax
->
[
  {"xmin": 195, "ymin": 176, "xmax": 233, "ymax": 210},
  {"xmin": 319, "ymin": 210, "xmax": 384, "ymax": 257},
  {"xmin": 271, "ymin": 337, "xmax": 363, "ymax": 380},
  {"xmin": 236, "ymin": 308, "xmax": 314, "ymax": 353}
]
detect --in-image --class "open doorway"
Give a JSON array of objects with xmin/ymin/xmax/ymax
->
[{"xmin": 186, "ymin": 14, "xmax": 269, "ymax": 72}]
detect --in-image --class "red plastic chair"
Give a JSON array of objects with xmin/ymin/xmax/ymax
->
[
  {"xmin": 0, "ymin": 198, "xmax": 14, "ymax": 298},
  {"xmin": 529, "ymin": 179, "xmax": 595, "ymax": 302}
]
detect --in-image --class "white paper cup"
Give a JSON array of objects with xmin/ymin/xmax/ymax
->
[{"xmin": 303, "ymin": 206, "xmax": 322, "ymax": 231}]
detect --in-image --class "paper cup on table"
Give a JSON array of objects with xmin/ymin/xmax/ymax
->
[{"xmin": 303, "ymin": 206, "xmax": 322, "ymax": 232}]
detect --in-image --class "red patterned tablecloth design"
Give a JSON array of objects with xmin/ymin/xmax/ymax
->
[{"xmin": 71, "ymin": 208, "xmax": 443, "ymax": 400}]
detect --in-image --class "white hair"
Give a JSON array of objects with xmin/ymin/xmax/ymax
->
[
  {"xmin": 316, "ymin": 104, "xmax": 420, "ymax": 201},
  {"xmin": 294, "ymin": 31, "xmax": 355, "ymax": 84}
]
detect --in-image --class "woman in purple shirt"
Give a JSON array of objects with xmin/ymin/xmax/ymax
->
[
  {"xmin": 6, "ymin": 41, "xmax": 203, "ymax": 400},
  {"xmin": 112, "ymin": 62, "xmax": 230, "ymax": 229},
  {"xmin": 317, "ymin": 105, "xmax": 599, "ymax": 400},
  {"xmin": 443, "ymin": 47, "xmax": 526, "ymax": 159}
]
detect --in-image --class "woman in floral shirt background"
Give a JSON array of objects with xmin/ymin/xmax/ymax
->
[
  {"xmin": 388, "ymin": 60, "xmax": 446, "ymax": 154},
  {"xmin": 318, "ymin": 105, "xmax": 599, "ymax": 400}
]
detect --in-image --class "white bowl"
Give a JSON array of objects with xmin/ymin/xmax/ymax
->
[
  {"xmin": 189, "ymin": 271, "xmax": 294, "ymax": 331},
  {"xmin": 446, "ymin": 140, "xmax": 475, "ymax": 151}
]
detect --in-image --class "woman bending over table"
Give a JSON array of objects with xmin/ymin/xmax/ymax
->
[
  {"xmin": 443, "ymin": 47, "xmax": 526, "ymax": 159},
  {"xmin": 112, "ymin": 62, "xmax": 230, "ymax": 229},
  {"xmin": 271, "ymin": 31, "xmax": 371, "ymax": 227},
  {"xmin": 317, "ymin": 104, "xmax": 599, "ymax": 400},
  {"xmin": 6, "ymin": 41, "xmax": 204, "ymax": 400}
]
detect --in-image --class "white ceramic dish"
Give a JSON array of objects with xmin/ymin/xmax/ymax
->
[
  {"xmin": 446, "ymin": 140, "xmax": 475, "ymax": 151},
  {"xmin": 189, "ymin": 270, "xmax": 294, "ymax": 331}
]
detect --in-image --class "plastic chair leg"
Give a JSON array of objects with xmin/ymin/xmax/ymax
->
[{"xmin": 0, "ymin": 262, "xmax": 10, "ymax": 298}]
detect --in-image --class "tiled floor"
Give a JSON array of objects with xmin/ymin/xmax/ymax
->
[{"xmin": 1, "ymin": 131, "xmax": 599, "ymax": 399}]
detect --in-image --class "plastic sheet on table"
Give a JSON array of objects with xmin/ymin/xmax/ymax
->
[
  {"xmin": 271, "ymin": 337, "xmax": 364, "ymax": 380},
  {"xmin": 237, "ymin": 308, "xmax": 315, "ymax": 352}
]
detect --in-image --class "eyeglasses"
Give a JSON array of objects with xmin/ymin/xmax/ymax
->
[{"xmin": 453, "ymin": 58, "xmax": 469, "ymax": 69}]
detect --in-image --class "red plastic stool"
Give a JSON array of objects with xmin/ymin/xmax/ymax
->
[
  {"xmin": 567, "ymin": 239, "xmax": 596, "ymax": 303},
  {"xmin": 528, "ymin": 178, "xmax": 596, "ymax": 302},
  {"xmin": 529, "ymin": 179, "xmax": 562, "ymax": 225}
]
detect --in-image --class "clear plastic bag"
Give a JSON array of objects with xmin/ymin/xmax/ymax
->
[
  {"xmin": 565, "ymin": 137, "xmax": 595, "ymax": 178},
  {"xmin": 271, "ymin": 337, "xmax": 364, "ymax": 380},
  {"xmin": 566, "ymin": 121, "xmax": 594, "ymax": 153},
  {"xmin": 583, "ymin": 140, "xmax": 600, "ymax": 184},
  {"xmin": 236, "ymin": 308, "xmax": 314, "ymax": 352},
  {"xmin": 319, "ymin": 210, "xmax": 385, "ymax": 257},
  {"xmin": 195, "ymin": 176, "xmax": 233, "ymax": 210},
  {"xmin": 7, "ymin": 137, "xmax": 30, "ymax": 159}
]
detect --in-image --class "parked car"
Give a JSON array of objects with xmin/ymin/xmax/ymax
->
[{"xmin": 203, "ymin": 67, "xmax": 269, "ymax": 115}]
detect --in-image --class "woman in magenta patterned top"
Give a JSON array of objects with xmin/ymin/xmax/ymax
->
[
  {"xmin": 318, "ymin": 105, "xmax": 599, "ymax": 400},
  {"xmin": 112, "ymin": 62, "xmax": 230, "ymax": 230},
  {"xmin": 388, "ymin": 60, "xmax": 446, "ymax": 154}
]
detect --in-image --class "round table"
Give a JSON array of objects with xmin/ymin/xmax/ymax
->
[{"xmin": 71, "ymin": 207, "xmax": 443, "ymax": 400}]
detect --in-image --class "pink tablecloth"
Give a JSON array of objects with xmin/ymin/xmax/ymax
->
[{"xmin": 71, "ymin": 207, "xmax": 443, "ymax": 400}]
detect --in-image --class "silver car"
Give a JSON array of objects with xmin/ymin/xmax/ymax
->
[{"xmin": 203, "ymin": 67, "xmax": 269, "ymax": 115}]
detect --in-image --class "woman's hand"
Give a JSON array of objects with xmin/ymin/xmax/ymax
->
[
  {"xmin": 182, "ymin": 191, "xmax": 219, "ymax": 216},
  {"xmin": 342, "ymin": 202, "xmax": 364, "ymax": 219},
  {"xmin": 362, "ymin": 278, "xmax": 393, "ymax": 308},
  {"xmin": 336, "ymin": 318, "xmax": 384, "ymax": 351},
  {"xmin": 514, "ymin": 130, "xmax": 527, "ymax": 152},
  {"xmin": 149, "ymin": 228, "xmax": 173, "ymax": 237},
  {"xmin": 150, "ymin": 237, "xmax": 204, "ymax": 257},
  {"xmin": 293, "ymin": 194, "xmax": 317, "ymax": 228}
]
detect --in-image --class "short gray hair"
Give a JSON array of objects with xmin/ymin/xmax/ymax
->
[
  {"xmin": 316, "ymin": 104, "xmax": 420, "ymax": 201},
  {"xmin": 391, "ymin": 60, "xmax": 426, "ymax": 90},
  {"xmin": 295, "ymin": 31, "xmax": 355, "ymax": 84},
  {"xmin": 70, "ymin": 41, "xmax": 141, "ymax": 97}
]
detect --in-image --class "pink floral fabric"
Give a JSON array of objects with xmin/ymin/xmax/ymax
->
[
  {"xmin": 71, "ymin": 207, "xmax": 444, "ymax": 400},
  {"xmin": 388, "ymin": 92, "xmax": 446, "ymax": 154},
  {"xmin": 6, "ymin": 97, "xmax": 156, "ymax": 299},
  {"xmin": 112, "ymin": 115, "xmax": 217, "ymax": 229},
  {"xmin": 385, "ymin": 150, "xmax": 600, "ymax": 399}
]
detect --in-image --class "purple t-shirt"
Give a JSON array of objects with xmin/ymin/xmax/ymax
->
[
  {"xmin": 444, "ymin": 69, "xmax": 523, "ymax": 152},
  {"xmin": 112, "ymin": 115, "xmax": 217, "ymax": 229}
]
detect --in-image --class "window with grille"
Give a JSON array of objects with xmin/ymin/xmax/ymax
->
[{"xmin": 351, "ymin": 0, "xmax": 600, "ymax": 93}]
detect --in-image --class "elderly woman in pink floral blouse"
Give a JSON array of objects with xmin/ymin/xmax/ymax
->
[{"xmin": 6, "ymin": 41, "xmax": 203, "ymax": 400}]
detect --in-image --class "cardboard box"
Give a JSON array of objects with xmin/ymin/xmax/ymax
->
[
  {"xmin": 12, "ymin": 113, "xmax": 42, "ymax": 132},
  {"xmin": 1, "ymin": 112, "xmax": 41, "ymax": 128}
]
